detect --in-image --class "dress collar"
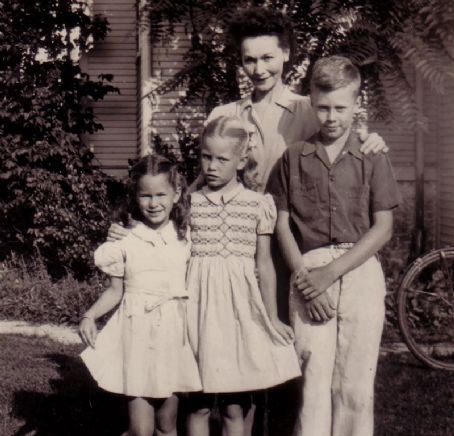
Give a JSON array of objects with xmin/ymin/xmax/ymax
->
[
  {"xmin": 131, "ymin": 221, "xmax": 177, "ymax": 245},
  {"xmin": 201, "ymin": 183, "xmax": 244, "ymax": 206},
  {"xmin": 238, "ymin": 86, "xmax": 295, "ymax": 114}
]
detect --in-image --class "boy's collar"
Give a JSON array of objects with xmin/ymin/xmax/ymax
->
[
  {"xmin": 201, "ymin": 182, "xmax": 244, "ymax": 205},
  {"xmin": 239, "ymin": 86, "xmax": 295, "ymax": 113},
  {"xmin": 301, "ymin": 130, "xmax": 363, "ymax": 159}
]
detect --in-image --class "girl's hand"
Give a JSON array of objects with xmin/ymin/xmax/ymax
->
[
  {"xmin": 306, "ymin": 292, "xmax": 336, "ymax": 323},
  {"xmin": 358, "ymin": 131, "xmax": 389, "ymax": 154},
  {"xmin": 107, "ymin": 222, "xmax": 130, "ymax": 242},
  {"xmin": 79, "ymin": 316, "xmax": 98, "ymax": 348},
  {"xmin": 293, "ymin": 265, "xmax": 337, "ymax": 301},
  {"xmin": 271, "ymin": 317, "xmax": 294, "ymax": 343}
]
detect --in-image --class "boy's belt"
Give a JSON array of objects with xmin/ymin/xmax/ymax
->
[{"xmin": 327, "ymin": 242, "xmax": 355, "ymax": 249}]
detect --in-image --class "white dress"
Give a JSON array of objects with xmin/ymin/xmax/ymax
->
[
  {"xmin": 187, "ymin": 184, "xmax": 301, "ymax": 393},
  {"xmin": 81, "ymin": 221, "xmax": 202, "ymax": 398}
]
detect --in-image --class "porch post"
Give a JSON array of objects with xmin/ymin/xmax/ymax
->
[
  {"xmin": 411, "ymin": 70, "xmax": 426, "ymax": 258},
  {"xmin": 138, "ymin": 0, "xmax": 153, "ymax": 156}
]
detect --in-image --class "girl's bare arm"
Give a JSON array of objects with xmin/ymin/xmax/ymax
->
[
  {"xmin": 79, "ymin": 277, "xmax": 123, "ymax": 347},
  {"xmin": 256, "ymin": 234, "xmax": 294, "ymax": 342}
]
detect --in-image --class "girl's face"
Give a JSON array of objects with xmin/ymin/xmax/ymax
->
[
  {"xmin": 201, "ymin": 136, "xmax": 246, "ymax": 191},
  {"xmin": 240, "ymin": 35, "xmax": 289, "ymax": 95},
  {"xmin": 137, "ymin": 173, "xmax": 180, "ymax": 230}
]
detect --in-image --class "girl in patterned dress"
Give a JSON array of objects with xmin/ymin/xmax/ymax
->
[
  {"xmin": 186, "ymin": 115, "xmax": 301, "ymax": 436},
  {"xmin": 79, "ymin": 155, "xmax": 201, "ymax": 436}
]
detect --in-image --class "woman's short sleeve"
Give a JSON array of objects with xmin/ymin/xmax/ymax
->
[
  {"xmin": 94, "ymin": 241, "xmax": 125, "ymax": 277},
  {"xmin": 257, "ymin": 193, "xmax": 277, "ymax": 235}
]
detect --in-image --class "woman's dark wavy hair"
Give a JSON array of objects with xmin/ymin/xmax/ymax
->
[
  {"xmin": 226, "ymin": 6, "xmax": 295, "ymax": 68},
  {"xmin": 113, "ymin": 154, "xmax": 190, "ymax": 241}
]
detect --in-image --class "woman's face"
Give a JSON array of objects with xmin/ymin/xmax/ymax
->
[{"xmin": 240, "ymin": 35, "xmax": 289, "ymax": 95}]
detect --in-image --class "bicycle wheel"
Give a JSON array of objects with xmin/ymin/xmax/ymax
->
[{"xmin": 397, "ymin": 248, "xmax": 454, "ymax": 370}]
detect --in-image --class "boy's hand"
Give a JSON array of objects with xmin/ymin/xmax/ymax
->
[
  {"xmin": 79, "ymin": 317, "xmax": 98, "ymax": 348},
  {"xmin": 270, "ymin": 317, "xmax": 294, "ymax": 343},
  {"xmin": 107, "ymin": 222, "xmax": 130, "ymax": 242},
  {"xmin": 293, "ymin": 265, "xmax": 337, "ymax": 301},
  {"xmin": 358, "ymin": 131, "xmax": 389, "ymax": 154},
  {"xmin": 306, "ymin": 292, "xmax": 336, "ymax": 323}
]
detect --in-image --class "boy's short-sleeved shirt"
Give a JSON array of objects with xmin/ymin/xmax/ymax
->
[
  {"xmin": 268, "ymin": 132, "xmax": 401, "ymax": 254},
  {"xmin": 208, "ymin": 86, "xmax": 318, "ymax": 188}
]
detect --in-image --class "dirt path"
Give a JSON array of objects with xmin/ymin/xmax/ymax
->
[{"xmin": 0, "ymin": 320, "xmax": 80, "ymax": 344}]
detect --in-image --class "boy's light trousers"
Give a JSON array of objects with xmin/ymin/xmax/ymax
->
[{"xmin": 290, "ymin": 245, "xmax": 386, "ymax": 436}]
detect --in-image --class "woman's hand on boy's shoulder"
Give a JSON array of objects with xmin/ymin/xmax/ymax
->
[
  {"xmin": 359, "ymin": 131, "xmax": 389, "ymax": 154},
  {"xmin": 107, "ymin": 222, "xmax": 130, "ymax": 242}
]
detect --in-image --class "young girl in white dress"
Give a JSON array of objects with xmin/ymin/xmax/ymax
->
[
  {"xmin": 186, "ymin": 115, "xmax": 301, "ymax": 436},
  {"xmin": 79, "ymin": 154, "xmax": 201, "ymax": 436}
]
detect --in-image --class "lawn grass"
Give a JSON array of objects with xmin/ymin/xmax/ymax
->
[{"xmin": 1, "ymin": 334, "xmax": 454, "ymax": 435}]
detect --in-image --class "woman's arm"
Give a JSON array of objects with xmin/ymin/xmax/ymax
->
[
  {"xmin": 256, "ymin": 234, "xmax": 294, "ymax": 342},
  {"xmin": 79, "ymin": 277, "xmax": 123, "ymax": 347}
]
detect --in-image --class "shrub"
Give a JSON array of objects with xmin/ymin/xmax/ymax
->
[{"xmin": 0, "ymin": 1, "xmax": 123, "ymax": 277}]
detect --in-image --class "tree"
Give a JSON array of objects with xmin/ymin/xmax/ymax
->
[
  {"xmin": 0, "ymin": 0, "xmax": 121, "ymax": 277},
  {"xmin": 141, "ymin": 0, "xmax": 454, "ymax": 128}
]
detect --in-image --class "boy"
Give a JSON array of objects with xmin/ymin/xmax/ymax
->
[{"xmin": 268, "ymin": 56, "xmax": 401, "ymax": 436}]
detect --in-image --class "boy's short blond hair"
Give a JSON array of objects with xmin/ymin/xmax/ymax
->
[{"xmin": 310, "ymin": 55, "xmax": 361, "ymax": 96}]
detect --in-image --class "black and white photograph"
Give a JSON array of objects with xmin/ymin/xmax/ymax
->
[{"xmin": 1, "ymin": 1, "xmax": 454, "ymax": 435}]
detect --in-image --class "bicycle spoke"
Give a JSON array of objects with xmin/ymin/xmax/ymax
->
[{"xmin": 398, "ymin": 249, "xmax": 454, "ymax": 370}]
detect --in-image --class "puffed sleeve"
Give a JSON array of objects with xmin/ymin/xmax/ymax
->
[
  {"xmin": 94, "ymin": 241, "xmax": 125, "ymax": 277},
  {"xmin": 257, "ymin": 193, "xmax": 277, "ymax": 235}
]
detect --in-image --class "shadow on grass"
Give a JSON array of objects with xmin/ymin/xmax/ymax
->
[
  {"xmin": 12, "ymin": 353, "xmax": 128, "ymax": 436},
  {"xmin": 12, "ymin": 345, "xmax": 452, "ymax": 436},
  {"xmin": 10, "ymin": 352, "xmax": 221, "ymax": 436},
  {"xmin": 9, "ymin": 349, "xmax": 297, "ymax": 436}
]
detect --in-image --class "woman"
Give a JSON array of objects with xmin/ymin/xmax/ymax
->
[{"xmin": 207, "ymin": 7, "xmax": 387, "ymax": 191}]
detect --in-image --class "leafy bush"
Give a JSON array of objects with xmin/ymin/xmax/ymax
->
[
  {"xmin": 151, "ymin": 122, "xmax": 201, "ymax": 186},
  {"xmin": 0, "ymin": 1, "xmax": 123, "ymax": 277}
]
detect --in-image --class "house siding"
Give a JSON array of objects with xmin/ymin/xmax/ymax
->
[
  {"xmin": 83, "ymin": 0, "xmax": 138, "ymax": 177},
  {"xmin": 148, "ymin": 24, "xmax": 205, "ymax": 149}
]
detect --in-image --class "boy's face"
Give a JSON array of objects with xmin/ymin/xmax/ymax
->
[{"xmin": 311, "ymin": 83, "xmax": 360, "ymax": 143}]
